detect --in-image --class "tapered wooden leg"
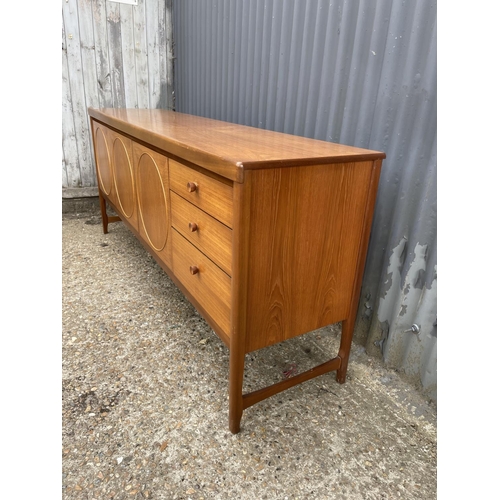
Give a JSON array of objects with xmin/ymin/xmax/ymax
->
[
  {"xmin": 336, "ymin": 160, "xmax": 382, "ymax": 384},
  {"xmin": 98, "ymin": 188, "xmax": 109, "ymax": 234},
  {"xmin": 228, "ymin": 347, "xmax": 245, "ymax": 434},
  {"xmin": 336, "ymin": 315, "xmax": 356, "ymax": 384},
  {"xmin": 98, "ymin": 189, "xmax": 121, "ymax": 233},
  {"xmin": 229, "ymin": 179, "xmax": 251, "ymax": 434}
]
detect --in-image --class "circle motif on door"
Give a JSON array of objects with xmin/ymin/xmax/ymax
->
[
  {"xmin": 136, "ymin": 152, "xmax": 168, "ymax": 251},
  {"xmin": 112, "ymin": 137, "xmax": 135, "ymax": 219},
  {"xmin": 95, "ymin": 127, "xmax": 112, "ymax": 195}
]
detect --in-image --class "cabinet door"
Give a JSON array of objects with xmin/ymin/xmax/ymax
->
[
  {"xmin": 133, "ymin": 142, "xmax": 172, "ymax": 269},
  {"xmin": 92, "ymin": 121, "xmax": 118, "ymax": 207},
  {"xmin": 108, "ymin": 129, "xmax": 139, "ymax": 231}
]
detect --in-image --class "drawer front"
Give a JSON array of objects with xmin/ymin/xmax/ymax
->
[
  {"xmin": 169, "ymin": 159, "xmax": 233, "ymax": 228},
  {"xmin": 172, "ymin": 229, "xmax": 231, "ymax": 336},
  {"xmin": 171, "ymin": 191, "xmax": 232, "ymax": 276}
]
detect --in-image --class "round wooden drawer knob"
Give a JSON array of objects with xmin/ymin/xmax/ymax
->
[
  {"xmin": 188, "ymin": 222, "xmax": 198, "ymax": 232},
  {"xmin": 190, "ymin": 265, "xmax": 199, "ymax": 275},
  {"xmin": 187, "ymin": 181, "xmax": 198, "ymax": 193}
]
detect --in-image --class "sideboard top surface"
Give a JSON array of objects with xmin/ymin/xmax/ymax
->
[{"xmin": 89, "ymin": 108, "xmax": 385, "ymax": 182}]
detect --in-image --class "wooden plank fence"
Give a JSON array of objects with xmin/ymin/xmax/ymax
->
[{"xmin": 62, "ymin": 0, "xmax": 174, "ymax": 190}]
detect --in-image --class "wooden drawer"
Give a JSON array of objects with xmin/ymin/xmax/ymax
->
[
  {"xmin": 169, "ymin": 159, "xmax": 233, "ymax": 228},
  {"xmin": 171, "ymin": 191, "xmax": 232, "ymax": 276},
  {"xmin": 172, "ymin": 229, "xmax": 231, "ymax": 336}
]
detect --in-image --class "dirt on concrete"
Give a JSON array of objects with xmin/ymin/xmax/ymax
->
[{"xmin": 62, "ymin": 204, "xmax": 437, "ymax": 500}]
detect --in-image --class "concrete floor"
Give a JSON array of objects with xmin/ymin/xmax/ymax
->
[{"xmin": 62, "ymin": 200, "xmax": 436, "ymax": 500}]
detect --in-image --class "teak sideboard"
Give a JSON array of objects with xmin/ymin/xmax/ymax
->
[{"xmin": 88, "ymin": 108, "xmax": 385, "ymax": 434}]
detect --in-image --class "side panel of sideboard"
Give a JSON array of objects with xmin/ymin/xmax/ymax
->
[{"xmin": 243, "ymin": 162, "xmax": 374, "ymax": 352}]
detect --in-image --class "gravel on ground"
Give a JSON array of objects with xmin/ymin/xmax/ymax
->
[{"xmin": 62, "ymin": 207, "xmax": 437, "ymax": 500}]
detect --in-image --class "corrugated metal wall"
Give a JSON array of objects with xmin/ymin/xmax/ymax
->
[
  {"xmin": 62, "ymin": 0, "xmax": 174, "ymax": 190},
  {"xmin": 173, "ymin": 0, "xmax": 437, "ymax": 399}
]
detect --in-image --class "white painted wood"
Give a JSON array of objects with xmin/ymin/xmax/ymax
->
[
  {"xmin": 77, "ymin": 0, "xmax": 99, "ymax": 110},
  {"xmin": 76, "ymin": 0, "xmax": 100, "ymax": 186},
  {"xmin": 165, "ymin": 0, "xmax": 174, "ymax": 110},
  {"xmin": 146, "ymin": 0, "xmax": 161, "ymax": 108},
  {"xmin": 62, "ymin": 15, "xmax": 74, "ymax": 188},
  {"xmin": 92, "ymin": 0, "xmax": 114, "ymax": 107},
  {"xmin": 158, "ymin": 0, "xmax": 167, "ymax": 109},
  {"xmin": 106, "ymin": 1, "xmax": 126, "ymax": 108},
  {"xmin": 133, "ymin": 0, "xmax": 150, "ymax": 108},
  {"xmin": 61, "ymin": 0, "xmax": 174, "ymax": 189},
  {"xmin": 62, "ymin": 145, "xmax": 69, "ymax": 189},
  {"xmin": 119, "ymin": 3, "xmax": 139, "ymax": 108},
  {"xmin": 109, "ymin": 0, "xmax": 138, "ymax": 5},
  {"xmin": 63, "ymin": 1, "xmax": 95, "ymax": 187}
]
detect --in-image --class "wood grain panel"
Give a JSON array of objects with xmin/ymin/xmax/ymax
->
[
  {"xmin": 92, "ymin": 123, "xmax": 114, "ymax": 198},
  {"xmin": 110, "ymin": 131, "xmax": 138, "ymax": 230},
  {"xmin": 245, "ymin": 162, "xmax": 373, "ymax": 352},
  {"xmin": 134, "ymin": 142, "xmax": 172, "ymax": 269},
  {"xmin": 172, "ymin": 230, "xmax": 231, "ymax": 337},
  {"xmin": 169, "ymin": 159, "xmax": 233, "ymax": 228},
  {"xmin": 119, "ymin": 3, "xmax": 139, "ymax": 108},
  {"xmin": 170, "ymin": 191, "xmax": 232, "ymax": 276}
]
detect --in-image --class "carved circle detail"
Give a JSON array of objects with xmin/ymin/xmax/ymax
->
[
  {"xmin": 95, "ymin": 127, "xmax": 112, "ymax": 195},
  {"xmin": 112, "ymin": 137, "xmax": 135, "ymax": 218},
  {"xmin": 137, "ymin": 152, "xmax": 168, "ymax": 252}
]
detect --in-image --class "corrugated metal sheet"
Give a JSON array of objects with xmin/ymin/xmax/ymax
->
[
  {"xmin": 173, "ymin": 0, "xmax": 437, "ymax": 399},
  {"xmin": 62, "ymin": 0, "xmax": 174, "ymax": 189}
]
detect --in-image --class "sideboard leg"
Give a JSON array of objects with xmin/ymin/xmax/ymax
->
[
  {"xmin": 336, "ymin": 160, "xmax": 382, "ymax": 384},
  {"xmin": 228, "ymin": 348, "xmax": 245, "ymax": 434},
  {"xmin": 98, "ymin": 189, "xmax": 109, "ymax": 234},
  {"xmin": 336, "ymin": 315, "xmax": 355, "ymax": 384}
]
